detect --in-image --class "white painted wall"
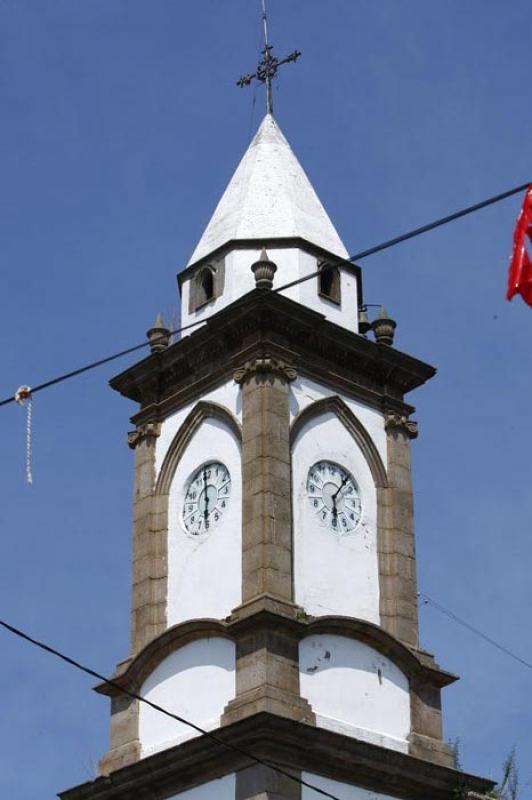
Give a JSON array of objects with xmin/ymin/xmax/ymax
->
[
  {"xmin": 139, "ymin": 638, "xmax": 235, "ymax": 757},
  {"xmin": 167, "ymin": 775, "xmax": 235, "ymax": 799},
  {"xmin": 156, "ymin": 380, "xmax": 242, "ymax": 479},
  {"xmin": 179, "ymin": 246, "xmax": 358, "ymax": 335},
  {"xmin": 289, "ymin": 376, "xmax": 387, "ymax": 466},
  {"xmin": 167, "ymin": 416, "xmax": 242, "ymax": 624},
  {"xmin": 300, "ymin": 635, "xmax": 410, "ymax": 753},
  {"xmin": 167, "ymin": 774, "xmax": 235, "ymax": 800},
  {"xmin": 292, "ymin": 411, "xmax": 380, "ymax": 620},
  {"xmin": 302, "ymin": 773, "xmax": 402, "ymax": 800}
]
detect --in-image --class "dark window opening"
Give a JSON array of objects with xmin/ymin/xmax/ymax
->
[
  {"xmin": 318, "ymin": 264, "xmax": 341, "ymax": 304},
  {"xmin": 198, "ymin": 267, "xmax": 214, "ymax": 305}
]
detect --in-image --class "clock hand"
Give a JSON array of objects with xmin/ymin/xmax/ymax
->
[
  {"xmin": 202, "ymin": 469, "xmax": 210, "ymax": 518},
  {"xmin": 332, "ymin": 474, "xmax": 349, "ymax": 502}
]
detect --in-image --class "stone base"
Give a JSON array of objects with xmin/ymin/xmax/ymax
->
[
  {"xmin": 98, "ymin": 740, "xmax": 141, "ymax": 776},
  {"xmin": 409, "ymin": 732, "xmax": 454, "ymax": 768},
  {"xmin": 222, "ymin": 686, "xmax": 315, "ymax": 727}
]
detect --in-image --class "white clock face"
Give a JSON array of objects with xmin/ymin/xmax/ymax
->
[
  {"xmin": 306, "ymin": 460, "xmax": 362, "ymax": 534},
  {"xmin": 182, "ymin": 461, "xmax": 231, "ymax": 535}
]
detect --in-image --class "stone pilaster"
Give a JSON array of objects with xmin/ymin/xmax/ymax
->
[
  {"xmin": 98, "ymin": 694, "xmax": 140, "ymax": 776},
  {"xmin": 236, "ymin": 763, "xmax": 301, "ymax": 800},
  {"xmin": 378, "ymin": 412, "xmax": 419, "ymax": 648},
  {"xmin": 409, "ymin": 677, "xmax": 453, "ymax": 767},
  {"xmin": 128, "ymin": 421, "xmax": 167, "ymax": 656},
  {"xmin": 235, "ymin": 357, "xmax": 297, "ymax": 604},
  {"xmin": 225, "ymin": 358, "xmax": 314, "ymax": 728}
]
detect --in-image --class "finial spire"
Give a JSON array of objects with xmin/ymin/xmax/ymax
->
[{"xmin": 237, "ymin": 0, "xmax": 301, "ymax": 115}]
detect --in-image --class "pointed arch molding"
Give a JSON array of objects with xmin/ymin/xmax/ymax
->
[
  {"xmin": 290, "ymin": 395, "xmax": 388, "ymax": 488},
  {"xmin": 155, "ymin": 401, "xmax": 242, "ymax": 496}
]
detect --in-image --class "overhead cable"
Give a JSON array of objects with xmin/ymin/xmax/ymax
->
[
  {"xmin": 0, "ymin": 616, "xmax": 342, "ymax": 800},
  {"xmin": 419, "ymin": 592, "xmax": 532, "ymax": 672},
  {"xmin": 0, "ymin": 180, "xmax": 529, "ymax": 410}
]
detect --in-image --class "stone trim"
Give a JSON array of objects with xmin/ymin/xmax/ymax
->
[
  {"xmin": 61, "ymin": 712, "xmax": 495, "ymax": 800},
  {"xmin": 95, "ymin": 605, "xmax": 456, "ymax": 773},
  {"xmin": 384, "ymin": 411, "xmax": 419, "ymax": 440},
  {"xmin": 111, "ymin": 290, "xmax": 435, "ymax": 414},
  {"xmin": 378, "ymin": 421, "xmax": 420, "ymax": 648},
  {"xmin": 290, "ymin": 395, "xmax": 389, "ymax": 488},
  {"xmin": 97, "ymin": 609, "xmax": 455, "ymax": 698},
  {"xmin": 127, "ymin": 422, "xmax": 160, "ymax": 450},
  {"xmin": 187, "ymin": 257, "xmax": 225, "ymax": 313},
  {"xmin": 95, "ymin": 619, "xmax": 232, "ymax": 696},
  {"xmin": 234, "ymin": 356, "xmax": 297, "ymax": 385},
  {"xmin": 304, "ymin": 616, "xmax": 456, "ymax": 689},
  {"xmin": 155, "ymin": 400, "xmax": 242, "ymax": 496}
]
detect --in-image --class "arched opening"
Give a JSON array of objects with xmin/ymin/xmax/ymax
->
[
  {"xmin": 318, "ymin": 264, "xmax": 341, "ymax": 304},
  {"xmin": 197, "ymin": 267, "xmax": 214, "ymax": 305}
]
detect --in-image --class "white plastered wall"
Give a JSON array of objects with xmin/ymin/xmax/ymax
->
[
  {"xmin": 179, "ymin": 247, "xmax": 358, "ymax": 334},
  {"xmin": 290, "ymin": 376, "xmax": 387, "ymax": 467},
  {"xmin": 139, "ymin": 638, "xmax": 235, "ymax": 757},
  {"xmin": 167, "ymin": 415, "xmax": 242, "ymax": 625},
  {"xmin": 166, "ymin": 775, "xmax": 235, "ymax": 799},
  {"xmin": 292, "ymin": 409, "xmax": 380, "ymax": 621},
  {"xmin": 155, "ymin": 380, "xmax": 241, "ymax": 479},
  {"xmin": 302, "ymin": 773, "xmax": 402, "ymax": 800},
  {"xmin": 300, "ymin": 635, "xmax": 410, "ymax": 753}
]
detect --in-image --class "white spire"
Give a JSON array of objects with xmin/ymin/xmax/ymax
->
[{"xmin": 187, "ymin": 114, "xmax": 349, "ymax": 266}]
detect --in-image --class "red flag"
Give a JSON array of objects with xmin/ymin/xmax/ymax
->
[{"xmin": 507, "ymin": 185, "xmax": 532, "ymax": 306}]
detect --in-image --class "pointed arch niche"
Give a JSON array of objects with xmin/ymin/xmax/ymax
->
[
  {"xmin": 156, "ymin": 402, "xmax": 243, "ymax": 626},
  {"xmin": 291, "ymin": 396, "xmax": 388, "ymax": 622}
]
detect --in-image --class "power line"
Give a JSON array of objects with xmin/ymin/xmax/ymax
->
[
  {"xmin": 0, "ymin": 616, "xmax": 343, "ymax": 800},
  {"xmin": 419, "ymin": 592, "xmax": 532, "ymax": 672},
  {"xmin": 0, "ymin": 180, "xmax": 529, "ymax": 410}
]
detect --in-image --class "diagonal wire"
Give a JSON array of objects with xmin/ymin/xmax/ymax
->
[
  {"xmin": 419, "ymin": 592, "xmax": 532, "ymax": 672},
  {"xmin": 0, "ymin": 180, "xmax": 529, "ymax": 410},
  {"xmin": 0, "ymin": 616, "xmax": 343, "ymax": 800}
]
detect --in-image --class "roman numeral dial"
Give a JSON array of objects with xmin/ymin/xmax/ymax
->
[
  {"xmin": 306, "ymin": 460, "xmax": 362, "ymax": 533},
  {"xmin": 183, "ymin": 462, "xmax": 231, "ymax": 536}
]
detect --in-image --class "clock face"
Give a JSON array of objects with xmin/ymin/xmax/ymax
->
[
  {"xmin": 182, "ymin": 461, "xmax": 231, "ymax": 535},
  {"xmin": 306, "ymin": 460, "xmax": 362, "ymax": 534}
]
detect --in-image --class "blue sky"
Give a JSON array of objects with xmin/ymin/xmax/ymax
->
[{"xmin": 1, "ymin": 1, "xmax": 531, "ymax": 797}]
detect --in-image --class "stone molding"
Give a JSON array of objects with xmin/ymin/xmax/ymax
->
[
  {"xmin": 234, "ymin": 356, "xmax": 297, "ymax": 385},
  {"xmin": 110, "ymin": 291, "xmax": 435, "ymax": 415},
  {"xmin": 384, "ymin": 411, "xmax": 419, "ymax": 440},
  {"xmin": 127, "ymin": 422, "xmax": 161, "ymax": 450},
  {"xmin": 60, "ymin": 712, "xmax": 495, "ymax": 800},
  {"xmin": 155, "ymin": 400, "xmax": 242, "ymax": 496},
  {"xmin": 95, "ymin": 610, "xmax": 455, "ymax": 699},
  {"xmin": 290, "ymin": 395, "xmax": 389, "ymax": 488}
]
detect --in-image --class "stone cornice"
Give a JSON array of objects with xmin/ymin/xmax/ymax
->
[
  {"xmin": 59, "ymin": 711, "xmax": 494, "ymax": 800},
  {"xmin": 94, "ymin": 608, "xmax": 455, "ymax": 698},
  {"xmin": 109, "ymin": 291, "xmax": 435, "ymax": 422}
]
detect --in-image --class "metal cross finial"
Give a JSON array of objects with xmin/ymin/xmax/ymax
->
[{"xmin": 237, "ymin": 0, "xmax": 301, "ymax": 115}]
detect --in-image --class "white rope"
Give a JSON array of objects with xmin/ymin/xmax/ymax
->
[{"xmin": 15, "ymin": 386, "xmax": 33, "ymax": 485}]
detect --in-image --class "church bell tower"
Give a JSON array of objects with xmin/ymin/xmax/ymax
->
[{"xmin": 59, "ymin": 113, "xmax": 493, "ymax": 800}]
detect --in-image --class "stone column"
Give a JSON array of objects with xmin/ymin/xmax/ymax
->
[
  {"xmin": 223, "ymin": 356, "xmax": 314, "ymax": 727},
  {"xmin": 128, "ymin": 421, "xmax": 166, "ymax": 656},
  {"xmin": 235, "ymin": 357, "xmax": 297, "ymax": 604},
  {"xmin": 378, "ymin": 413, "xmax": 419, "ymax": 648}
]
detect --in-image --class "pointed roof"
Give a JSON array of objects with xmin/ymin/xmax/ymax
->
[{"xmin": 187, "ymin": 114, "xmax": 349, "ymax": 266}]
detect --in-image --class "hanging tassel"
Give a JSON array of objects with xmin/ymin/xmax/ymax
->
[{"xmin": 15, "ymin": 385, "xmax": 33, "ymax": 485}]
